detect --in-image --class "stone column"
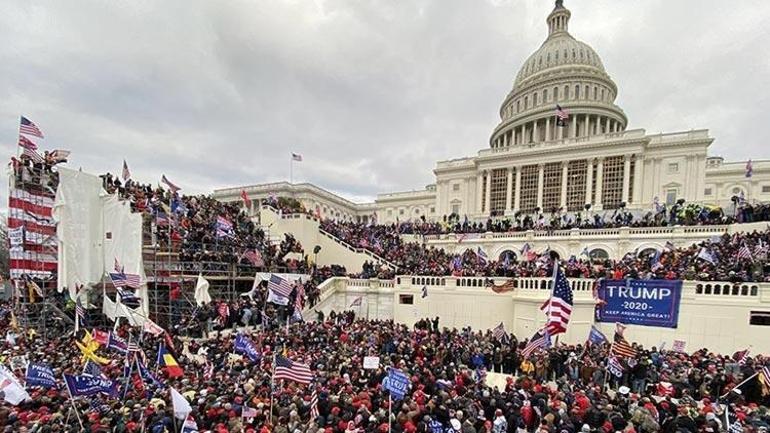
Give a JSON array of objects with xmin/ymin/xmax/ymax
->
[
  {"xmin": 584, "ymin": 114, "xmax": 589, "ymax": 137},
  {"xmin": 585, "ymin": 159, "xmax": 594, "ymax": 205},
  {"xmin": 560, "ymin": 161, "xmax": 569, "ymax": 209},
  {"xmin": 514, "ymin": 167, "xmax": 522, "ymax": 211},
  {"xmin": 476, "ymin": 171, "xmax": 484, "ymax": 213},
  {"xmin": 570, "ymin": 115, "xmax": 577, "ymax": 138},
  {"xmin": 622, "ymin": 155, "xmax": 631, "ymax": 203},
  {"xmin": 605, "ymin": 117, "xmax": 610, "ymax": 134},
  {"xmin": 536, "ymin": 164, "xmax": 545, "ymax": 209},
  {"xmin": 632, "ymin": 155, "xmax": 642, "ymax": 204},
  {"xmin": 505, "ymin": 167, "xmax": 513, "ymax": 211},
  {"xmin": 485, "ymin": 170, "xmax": 492, "ymax": 214},
  {"xmin": 533, "ymin": 120, "xmax": 540, "ymax": 142},
  {"xmin": 545, "ymin": 117, "xmax": 551, "ymax": 141},
  {"xmin": 595, "ymin": 158, "xmax": 604, "ymax": 208}
]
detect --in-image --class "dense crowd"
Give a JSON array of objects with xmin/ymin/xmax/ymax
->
[
  {"xmin": 1, "ymin": 305, "xmax": 769, "ymax": 433},
  {"xmin": 100, "ymin": 173, "xmax": 308, "ymax": 272},
  {"xmin": 324, "ymin": 216, "xmax": 770, "ymax": 282}
]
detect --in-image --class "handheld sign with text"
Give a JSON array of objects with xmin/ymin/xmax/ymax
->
[
  {"xmin": 382, "ymin": 368, "xmax": 410, "ymax": 400},
  {"xmin": 596, "ymin": 279, "xmax": 682, "ymax": 328},
  {"xmin": 363, "ymin": 356, "xmax": 380, "ymax": 369}
]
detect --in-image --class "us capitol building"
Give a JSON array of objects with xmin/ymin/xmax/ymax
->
[{"xmin": 215, "ymin": 1, "xmax": 768, "ymax": 224}]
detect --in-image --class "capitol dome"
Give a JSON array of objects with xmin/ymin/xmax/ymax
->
[{"xmin": 490, "ymin": 0, "xmax": 627, "ymax": 149}]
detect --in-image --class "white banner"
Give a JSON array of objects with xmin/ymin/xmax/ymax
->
[
  {"xmin": 363, "ymin": 356, "xmax": 380, "ymax": 369},
  {"xmin": 8, "ymin": 227, "xmax": 23, "ymax": 247}
]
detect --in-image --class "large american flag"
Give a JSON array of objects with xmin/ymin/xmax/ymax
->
[
  {"xmin": 161, "ymin": 174, "xmax": 180, "ymax": 193},
  {"xmin": 521, "ymin": 328, "xmax": 551, "ymax": 357},
  {"xmin": 274, "ymin": 355, "xmax": 313, "ymax": 384},
  {"xmin": 20, "ymin": 116, "xmax": 44, "ymax": 138},
  {"xmin": 109, "ymin": 272, "xmax": 142, "ymax": 289},
  {"xmin": 735, "ymin": 348, "xmax": 750, "ymax": 365},
  {"xmin": 268, "ymin": 275, "xmax": 293, "ymax": 298},
  {"xmin": 611, "ymin": 323, "xmax": 637, "ymax": 358},
  {"xmin": 243, "ymin": 249, "xmax": 264, "ymax": 267},
  {"xmin": 8, "ymin": 189, "xmax": 57, "ymax": 279},
  {"xmin": 539, "ymin": 264, "xmax": 573, "ymax": 335}
]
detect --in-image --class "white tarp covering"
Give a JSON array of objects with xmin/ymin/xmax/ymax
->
[
  {"xmin": 253, "ymin": 272, "xmax": 309, "ymax": 285},
  {"xmin": 54, "ymin": 168, "xmax": 147, "ymax": 311},
  {"xmin": 102, "ymin": 195, "xmax": 148, "ymax": 314},
  {"xmin": 53, "ymin": 168, "xmax": 106, "ymax": 300}
]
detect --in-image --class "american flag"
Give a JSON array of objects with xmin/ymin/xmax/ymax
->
[
  {"xmin": 539, "ymin": 264, "xmax": 573, "ymax": 335},
  {"xmin": 22, "ymin": 147, "xmax": 45, "ymax": 163},
  {"xmin": 122, "ymin": 160, "xmax": 131, "ymax": 181},
  {"xmin": 243, "ymin": 249, "xmax": 264, "ymax": 267},
  {"xmin": 758, "ymin": 366, "xmax": 770, "ymax": 390},
  {"xmin": 274, "ymin": 355, "xmax": 313, "ymax": 384},
  {"xmin": 161, "ymin": 174, "xmax": 180, "ymax": 193},
  {"xmin": 116, "ymin": 288, "xmax": 142, "ymax": 304},
  {"xmin": 493, "ymin": 322, "xmax": 509, "ymax": 343},
  {"xmin": 487, "ymin": 279, "xmax": 515, "ymax": 293},
  {"xmin": 110, "ymin": 271, "xmax": 142, "ymax": 289},
  {"xmin": 215, "ymin": 215, "xmax": 234, "ymax": 238},
  {"xmin": 18, "ymin": 135, "xmax": 37, "ymax": 150},
  {"xmin": 242, "ymin": 405, "xmax": 257, "ymax": 419},
  {"xmin": 755, "ymin": 241, "xmax": 769, "ymax": 260},
  {"xmin": 291, "ymin": 152, "xmax": 303, "ymax": 162},
  {"xmin": 310, "ymin": 388, "xmax": 320, "ymax": 418},
  {"xmin": 76, "ymin": 298, "xmax": 86, "ymax": 323},
  {"xmin": 555, "ymin": 105, "xmax": 569, "ymax": 126},
  {"xmin": 350, "ymin": 296, "xmax": 362, "ymax": 307},
  {"xmin": 20, "ymin": 116, "xmax": 44, "ymax": 138},
  {"xmin": 49, "ymin": 149, "xmax": 69, "ymax": 162},
  {"xmin": 522, "ymin": 328, "xmax": 550, "ymax": 357},
  {"xmin": 735, "ymin": 348, "xmax": 750, "ymax": 365},
  {"xmin": 611, "ymin": 323, "xmax": 637, "ymax": 358},
  {"xmin": 295, "ymin": 283, "xmax": 305, "ymax": 311},
  {"xmin": 268, "ymin": 275, "xmax": 293, "ymax": 298},
  {"xmin": 737, "ymin": 244, "xmax": 753, "ymax": 260}
]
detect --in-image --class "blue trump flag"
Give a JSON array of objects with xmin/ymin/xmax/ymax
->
[
  {"xmin": 596, "ymin": 279, "xmax": 683, "ymax": 328},
  {"xmin": 382, "ymin": 368, "xmax": 410, "ymax": 400},
  {"xmin": 136, "ymin": 355, "xmax": 166, "ymax": 388},
  {"xmin": 26, "ymin": 362, "xmax": 57, "ymax": 388},
  {"xmin": 588, "ymin": 325, "xmax": 608, "ymax": 345},
  {"xmin": 107, "ymin": 332, "xmax": 128, "ymax": 354},
  {"xmin": 234, "ymin": 333, "xmax": 260, "ymax": 362},
  {"xmin": 64, "ymin": 374, "xmax": 118, "ymax": 397}
]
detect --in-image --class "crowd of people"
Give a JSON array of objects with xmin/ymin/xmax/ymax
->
[
  {"xmin": 1, "ymin": 304, "xmax": 769, "ymax": 433},
  {"xmin": 322, "ymin": 215, "xmax": 770, "ymax": 282},
  {"xmin": 100, "ymin": 173, "xmax": 310, "ymax": 273}
]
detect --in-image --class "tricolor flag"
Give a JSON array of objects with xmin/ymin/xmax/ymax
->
[
  {"xmin": 20, "ymin": 116, "xmax": 44, "ymax": 138},
  {"xmin": 555, "ymin": 105, "xmax": 569, "ymax": 127},
  {"xmin": 157, "ymin": 344, "xmax": 183, "ymax": 378},
  {"xmin": 122, "ymin": 160, "xmax": 131, "ymax": 181},
  {"xmin": 291, "ymin": 152, "xmax": 303, "ymax": 162}
]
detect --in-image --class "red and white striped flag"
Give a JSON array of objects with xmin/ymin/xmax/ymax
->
[
  {"xmin": 539, "ymin": 264, "xmax": 573, "ymax": 335},
  {"xmin": 274, "ymin": 355, "xmax": 313, "ymax": 384},
  {"xmin": 20, "ymin": 116, "xmax": 44, "ymax": 138},
  {"xmin": 310, "ymin": 388, "xmax": 320, "ymax": 419},
  {"xmin": 18, "ymin": 135, "xmax": 37, "ymax": 150},
  {"xmin": 737, "ymin": 244, "xmax": 753, "ymax": 260},
  {"xmin": 8, "ymin": 189, "xmax": 57, "ymax": 279},
  {"xmin": 161, "ymin": 175, "xmax": 180, "ymax": 193},
  {"xmin": 22, "ymin": 148, "xmax": 45, "ymax": 164}
]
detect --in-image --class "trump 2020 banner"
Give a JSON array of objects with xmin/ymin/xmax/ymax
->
[{"xmin": 596, "ymin": 279, "xmax": 682, "ymax": 328}]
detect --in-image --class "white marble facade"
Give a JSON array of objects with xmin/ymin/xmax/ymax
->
[{"xmin": 214, "ymin": 1, "xmax": 769, "ymax": 225}]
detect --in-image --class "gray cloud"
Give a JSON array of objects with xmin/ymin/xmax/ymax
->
[{"xmin": 1, "ymin": 0, "xmax": 767, "ymax": 203}]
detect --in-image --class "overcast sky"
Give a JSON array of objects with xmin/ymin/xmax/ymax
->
[{"xmin": 1, "ymin": 0, "xmax": 768, "ymax": 203}]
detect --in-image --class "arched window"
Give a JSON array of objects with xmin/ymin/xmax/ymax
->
[
  {"xmin": 593, "ymin": 87, "xmax": 597, "ymax": 100},
  {"xmin": 547, "ymin": 53, "xmax": 551, "ymax": 64},
  {"xmin": 585, "ymin": 85, "xmax": 589, "ymax": 98},
  {"xmin": 517, "ymin": 100, "xmax": 520, "ymax": 112},
  {"xmin": 553, "ymin": 87, "xmax": 559, "ymax": 100},
  {"xmin": 524, "ymin": 96, "xmax": 528, "ymax": 108},
  {"xmin": 533, "ymin": 93, "xmax": 538, "ymax": 105},
  {"xmin": 601, "ymin": 88, "xmax": 605, "ymax": 101},
  {"xmin": 589, "ymin": 248, "xmax": 609, "ymax": 262},
  {"xmin": 575, "ymin": 85, "xmax": 580, "ymax": 99},
  {"xmin": 564, "ymin": 85, "xmax": 569, "ymax": 100}
]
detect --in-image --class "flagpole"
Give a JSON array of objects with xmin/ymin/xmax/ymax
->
[
  {"xmin": 719, "ymin": 371, "xmax": 759, "ymax": 399},
  {"xmin": 388, "ymin": 393, "xmax": 392, "ymax": 433},
  {"xmin": 270, "ymin": 352, "xmax": 276, "ymax": 427},
  {"xmin": 290, "ymin": 157, "xmax": 293, "ymax": 185},
  {"xmin": 63, "ymin": 375, "xmax": 85, "ymax": 431}
]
